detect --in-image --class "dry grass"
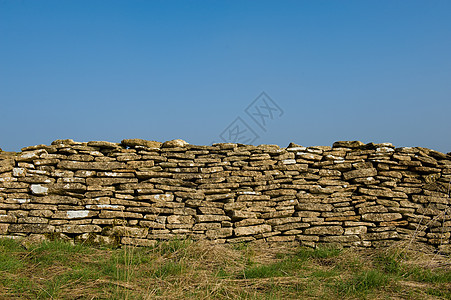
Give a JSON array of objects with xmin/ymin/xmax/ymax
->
[{"xmin": 0, "ymin": 237, "xmax": 449, "ymax": 299}]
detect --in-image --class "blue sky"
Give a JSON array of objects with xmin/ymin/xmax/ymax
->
[{"xmin": 1, "ymin": 0, "xmax": 450, "ymax": 153}]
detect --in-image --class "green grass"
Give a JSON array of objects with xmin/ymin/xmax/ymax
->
[
  {"xmin": 242, "ymin": 257, "xmax": 304, "ymax": 279},
  {"xmin": 333, "ymin": 269, "xmax": 391, "ymax": 297},
  {"xmin": 296, "ymin": 244, "xmax": 343, "ymax": 260},
  {"xmin": 152, "ymin": 261, "xmax": 185, "ymax": 278},
  {"xmin": 0, "ymin": 238, "xmax": 449, "ymax": 299},
  {"xmin": 404, "ymin": 266, "xmax": 451, "ymax": 283}
]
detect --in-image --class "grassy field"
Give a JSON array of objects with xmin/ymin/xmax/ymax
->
[{"xmin": 0, "ymin": 237, "xmax": 449, "ymax": 299}]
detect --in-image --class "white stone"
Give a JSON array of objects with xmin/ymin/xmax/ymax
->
[
  {"xmin": 286, "ymin": 147, "xmax": 306, "ymax": 152},
  {"xmin": 0, "ymin": 177, "xmax": 16, "ymax": 182},
  {"xmin": 14, "ymin": 198, "xmax": 30, "ymax": 204},
  {"xmin": 153, "ymin": 194, "xmax": 173, "ymax": 201},
  {"xmin": 86, "ymin": 204, "xmax": 120, "ymax": 209},
  {"xmin": 282, "ymin": 159, "xmax": 296, "ymax": 165},
  {"xmin": 376, "ymin": 147, "xmax": 394, "ymax": 152},
  {"xmin": 237, "ymin": 191, "xmax": 257, "ymax": 195},
  {"xmin": 12, "ymin": 168, "xmax": 25, "ymax": 177},
  {"xmin": 30, "ymin": 184, "xmax": 48, "ymax": 195},
  {"xmin": 20, "ymin": 152, "xmax": 38, "ymax": 160},
  {"xmin": 104, "ymin": 172, "xmax": 118, "ymax": 177},
  {"xmin": 67, "ymin": 210, "xmax": 90, "ymax": 219}
]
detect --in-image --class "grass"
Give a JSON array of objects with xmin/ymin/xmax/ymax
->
[{"xmin": 0, "ymin": 238, "xmax": 449, "ymax": 299}]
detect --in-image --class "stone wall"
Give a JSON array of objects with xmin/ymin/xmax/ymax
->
[{"xmin": 0, "ymin": 139, "xmax": 450, "ymax": 250}]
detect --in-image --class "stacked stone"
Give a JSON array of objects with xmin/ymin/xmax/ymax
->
[{"xmin": 0, "ymin": 139, "xmax": 450, "ymax": 250}]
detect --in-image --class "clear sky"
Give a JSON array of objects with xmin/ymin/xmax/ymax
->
[{"xmin": 1, "ymin": 0, "xmax": 450, "ymax": 153}]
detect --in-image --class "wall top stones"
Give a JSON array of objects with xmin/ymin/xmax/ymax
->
[{"xmin": 0, "ymin": 139, "xmax": 450, "ymax": 251}]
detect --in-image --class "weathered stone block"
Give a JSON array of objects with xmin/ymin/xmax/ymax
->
[
  {"xmin": 343, "ymin": 168, "xmax": 377, "ymax": 180},
  {"xmin": 304, "ymin": 226, "xmax": 344, "ymax": 235},
  {"xmin": 362, "ymin": 213, "xmax": 402, "ymax": 222},
  {"xmin": 206, "ymin": 228, "xmax": 233, "ymax": 239},
  {"xmin": 195, "ymin": 215, "xmax": 231, "ymax": 222},
  {"xmin": 9, "ymin": 224, "xmax": 55, "ymax": 233},
  {"xmin": 58, "ymin": 225, "xmax": 101, "ymax": 234},
  {"xmin": 344, "ymin": 226, "xmax": 367, "ymax": 235},
  {"xmin": 234, "ymin": 224, "xmax": 272, "ymax": 236},
  {"xmin": 57, "ymin": 161, "xmax": 125, "ymax": 170}
]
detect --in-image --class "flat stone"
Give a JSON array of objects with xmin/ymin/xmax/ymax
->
[
  {"xmin": 343, "ymin": 168, "xmax": 377, "ymax": 180},
  {"xmin": 121, "ymin": 237, "xmax": 157, "ymax": 247},
  {"xmin": 196, "ymin": 215, "xmax": 231, "ymax": 222},
  {"xmin": 121, "ymin": 139, "xmax": 162, "ymax": 149},
  {"xmin": 16, "ymin": 150, "xmax": 47, "ymax": 162},
  {"xmin": 66, "ymin": 210, "xmax": 91, "ymax": 219},
  {"xmin": 362, "ymin": 213, "xmax": 402, "ymax": 222},
  {"xmin": 332, "ymin": 141, "xmax": 365, "ymax": 148},
  {"xmin": 162, "ymin": 139, "xmax": 189, "ymax": 148},
  {"xmin": 344, "ymin": 226, "xmax": 367, "ymax": 235},
  {"xmin": 87, "ymin": 141, "xmax": 120, "ymax": 149},
  {"xmin": 8, "ymin": 224, "xmax": 55, "ymax": 233},
  {"xmin": 234, "ymin": 224, "xmax": 272, "ymax": 236},
  {"xmin": 30, "ymin": 184, "xmax": 48, "ymax": 195},
  {"xmin": 359, "ymin": 188, "xmax": 408, "ymax": 198},
  {"xmin": 51, "ymin": 139, "xmax": 77, "ymax": 145},
  {"xmin": 206, "ymin": 228, "xmax": 233, "ymax": 239},
  {"xmin": 304, "ymin": 226, "xmax": 344, "ymax": 235},
  {"xmin": 57, "ymin": 161, "xmax": 125, "ymax": 170},
  {"xmin": 58, "ymin": 225, "xmax": 102, "ymax": 234}
]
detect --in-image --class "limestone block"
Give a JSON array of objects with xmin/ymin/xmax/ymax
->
[
  {"xmin": 265, "ymin": 217, "xmax": 302, "ymax": 226},
  {"xmin": 296, "ymin": 203, "xmax": 333, "ymax": 211},
  {"xmin": 198, "ymin": 207, "xmax": 225, "ymax": 215},
  {"xmin": 359, "ymin": 205, "xmax": 388, "ymax": 214},
  {"xmin": 16, "ymin": 149, "xmax": 47, "ymax": 162},
  {"xmin": 30, "ymin": 184, "xmax": 48, "ymax": 195},
  {"xmin": 332, "ymin": 141, "xmax": 365, "ymax": 148},
  {"xmin": 0, "ymin": 224, "xmax": 9, "ymax": 234},
  {"xmin": 234, "ymin": 224, "xmax": 272, "ymax": 236},
  {"xmin": 267, "ymin": 235, "xmax": 296, "ymax": 242},
  {"xmin": 274, "ymin": 222, "xmax": 310, "ymax": 232},
  {"xmin": 304, "ymin": 226, "xmax": 344, "ymax": 235},
  {"xmin": 193, "ymin": 222, "xmax": 221, "ymax": 231},
  {"xmin": 359, "ymin": 188, "xmax": 408, "ymax": 198},
  {"xmin": 58, "ymin": 225, "xmax": 101, "ymax": 234},
  {"xmin": 195, "ymin": 215, "xmax": 231, "ymax": 222},
  {"xmin": 162, "ymin": 139, "xmax": 189, "ymax": 148},
  {"xmin": 344, "ymin": 226, "xmax": 367, "ymax": 235},
  {"xmin": 87, "ymin": 141, "xmax": 120, "ymax": 149},
  {"xmin": 206, "ymin": 228, "xmax": 233, "ymax": 239},
  {"xmin": 362, "ymin": 231, "xmax": 399, "ymax": 240},
  {"xmin": 111, "ymin": 226, "xmax": 149, "ymax": 238},
  {"xmin": 57, "ymin": 161, "xmax": 125, "ymax": 170},
  {"xmin": 343, "ymin": 168, "xmax": 377, "ymax": 180},
  {"xmin": 362, "ymin": 213, "xmax": 402, "ymax": 222},
  {"xmin": 8, "ymin": 224, "xmax": 55, "ymax": 233},
  {"xmin": 121, "ymin": 237, "xmax": 157, "ymax": 247},
  {"xmin": 99, "ymin": 211, "xmax": 143, "ymax": 219}
]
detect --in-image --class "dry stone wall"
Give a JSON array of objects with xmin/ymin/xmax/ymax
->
[{"xmin": 0, "ymin": 139, "xmax": 450, "ymax": 250}]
